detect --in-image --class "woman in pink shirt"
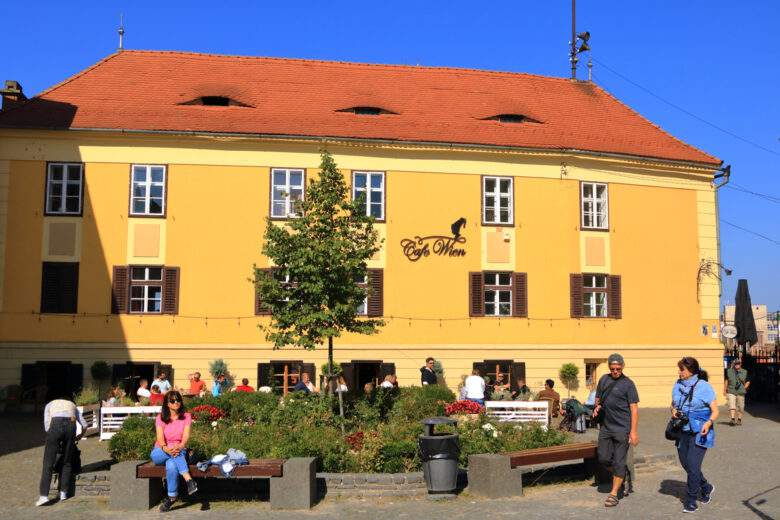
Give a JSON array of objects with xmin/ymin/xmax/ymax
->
[{"xmin": 150, "ymin": 390, "xmax": 197, "ymax": 512}]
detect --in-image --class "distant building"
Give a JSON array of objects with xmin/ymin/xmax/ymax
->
[{"xmin": 724, "ymin": 304, "xmax": 779, "ymax": 351}]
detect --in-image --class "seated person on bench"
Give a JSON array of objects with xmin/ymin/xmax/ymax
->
[{"xmin": 150, "ymin": 390, "xmax": 198, "ymax": 512}]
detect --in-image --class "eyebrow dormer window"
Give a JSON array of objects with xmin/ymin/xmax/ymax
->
[
  {"xmin": 201, "ymin": 96, "xmax": 230, "ymax": 106},
  {"xmin": 482, "ymin": 114, "xmax": 541, "ymax": 124},
  {"xmin": 337, "ymin": 106, "xmax": 396, "ymax": 116}
]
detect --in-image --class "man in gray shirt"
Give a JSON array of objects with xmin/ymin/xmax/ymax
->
[{"xmin": 593, "ymin": 353, "xmax": 639, "ymax": 508}]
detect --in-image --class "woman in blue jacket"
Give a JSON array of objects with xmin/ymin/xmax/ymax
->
[{"xmin": 671, "ymin": 357, "xmax": 719, "ymax": 513}]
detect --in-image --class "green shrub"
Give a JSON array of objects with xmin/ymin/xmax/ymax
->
[
  {"xmin": 189, "ymin": 392, "xmax": 279, "ymax": 423},
  {"xmin": 559, "ymin": 363, "xmax": 580, "ymax": 396},
  {"xmin": 209, "ymin": 358, "xmax": 234, "ymax": 390},
  {"xmin": 109, "ymin": 416, "xmax": 156, "ymax": 461},
  {"xmin": 271, "ymin": 393, "xmax": 339, "ymax": 430},
  {"xmin": 388, "ymin": 385, "xmax": 455, "ymax": 423},
  {"xmin": 272, "ymin": 425, "xmax": 349, "ymax": 472},
  {"xmin": 74, "ymin": 385, "xmax": 100, "ymax": 406}
]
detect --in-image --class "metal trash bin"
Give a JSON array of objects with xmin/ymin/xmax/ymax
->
[{"xmin": 419, "ymin": 417, "xmax": 460, "ymax": 493}]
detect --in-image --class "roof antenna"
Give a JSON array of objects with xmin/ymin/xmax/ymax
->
[
  {"xmin": 569, "ymin": 0, "xmax": 590, "ymax": 80},
  {"xmin": 118, "ymin": 14, "xmax": 125, "ymax": 51}
]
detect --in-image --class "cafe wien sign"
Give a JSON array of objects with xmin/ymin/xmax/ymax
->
[{"xmin": 400, "ymin": 218, "xmax": 467, "ymax": 262}]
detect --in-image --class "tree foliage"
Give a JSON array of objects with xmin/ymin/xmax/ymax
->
[{"xmin": 256, "ymin": 151, "xmax": 384, "ymax": 350}]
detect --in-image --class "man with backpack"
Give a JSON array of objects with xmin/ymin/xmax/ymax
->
[{"xmin": 593, "ymin": 353, "xmax": 639, "ymax": 508}]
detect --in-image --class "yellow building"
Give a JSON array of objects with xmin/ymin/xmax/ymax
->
[{"xmin": 0, "ymin": 51, "xmax": 725, "ymax": 406}]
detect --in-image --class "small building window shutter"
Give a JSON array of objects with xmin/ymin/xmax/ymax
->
[
  {"xmin": 111, "ymin": 266, "xmax": 129, "ymax": 314},
  {"xmin": 608, "ymin": 275, "xmax": 622, "ymax": 319},
  {"xmin": 41, "ymin": 262, "xmax": 79, "ymax": 313},
  {"xmin": 469, "ymin": 272, "xmax": 485, "ymax": 317},
  {"xmin": 570, "ymin": 273, "xmax": 584, "ymax": 318},
  {"xmin": 255, "ymin": 268, "xmax": 272, "ymax": 316},
  {"xmin": 512, "ymin": 272, "xmax": 528, "ymax": 317},
  {"xmin": 510, "ymin": 362, "xmax": 526, "ymax": 393},
  {"xmin": 367, "ymin": 269, "xmax": 384, "ymax": 317},
  {"xmin": 162, "ymin": 267, "xmax": 180, "ymax": 314}
]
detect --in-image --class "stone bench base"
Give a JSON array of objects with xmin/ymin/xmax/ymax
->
[
  {"xmin": 467, "ymin": 454, "xmax": 523, "ymax": 498},
  {"xmin": 110, "ymin": 457, "xmax": 316, "ymax": 510}
]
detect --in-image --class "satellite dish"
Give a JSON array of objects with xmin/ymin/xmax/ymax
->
[{"xmin": 722, "ymin": 325, "xmax": 737, "ymax": 339}]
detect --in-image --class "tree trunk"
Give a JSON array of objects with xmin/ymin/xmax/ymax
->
[{"xmin": 329, "ymin": 336, "xmax": 345, "ymax": 433}]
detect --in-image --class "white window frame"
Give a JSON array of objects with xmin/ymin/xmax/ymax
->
[
  {"xmin": 483, "ymin": 272, "xmax": 512, "ymax": 316},
  {"xmin": 271, "ymin": 168, "xmax": 305, "ymax": 218},
  {"xmin": 581, "ymin": 182, "xmax": 609, "ymax": 230},
  {"xmin": 356, "ymin": 274, "xmax": 368, "ymax": 315},
  {"xmin": 352, "ymin": 171, "xmax": 385, "ymax": 220},
  {"xmin": 583, "ymin": 274, "xmax": 608, "ymax": 317},
  {"xmin": 130, "ymin": 165, "xmax": 166, "ymax": 216},
  {"xmin": 129, "ymin": 266, "xmax": 163, "ymax": 314},
  {"xmin": 482, "ymin": 176, "xmax": 513, "ymax": 225},
  {"xmin": 46, "ymin": 163, "xmax": 83, "ymax": 215}
]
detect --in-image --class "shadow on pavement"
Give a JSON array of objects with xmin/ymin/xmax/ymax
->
[
  {"xmin": 0, "ymin": 412, "xmax": 45, "ymax": 456},
  {"xmin": 745, "ymin": 402, "xmax": 780, "ymax": 424},
  {"xmin": 743, "ymin": 485, "xmax": 780, "ymax": 520},
  {"xmin": 658, "ymin": 479, "xmax": 687, "ymax": 504}
]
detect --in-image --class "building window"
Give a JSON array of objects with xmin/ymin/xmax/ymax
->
[
  {"xmin": 581, "ymin": 182, "xmax": 608, "ymax": 230},
  {"xmin": 583, "ymin": 274, "xmax": 608, "ymax": 317},
  {"xmin": 482, "ymin": 176, "xmax": 513, "ymax": 225},
  {"xmin": 484, "ymin": 272, "xmax": 512, "ymax": 316},
  {"xmin": 585, "ymin": 361, "xmax": 602, "ymax": 387},
  {"xmin": 40, "ymin": 262, "xmax": 79, "ymax": 313},
  {"xmin": 257, "ymin": 361, "xmax": 315, "ymax": 394},
  {"xmin": 271, "ymin": 168, "xmax": 305, "ymax": 218},
  {"xmin": 355, "ymin": 274, "xmax": 368, "ymax": 315},
  {"xmin": 130, "ymin": 165, "xmax": 166, "ymax": 216},
  {"xmin": 45, "ymin": 163, "xmax": 83, "ymax": 215},
  {"xmin": 130, "ymin": 266, "xmax": 163, "ymax": 313},
  {"xmin": 353, "ymin": 171, "xmax": 385, "ymax": 220}
]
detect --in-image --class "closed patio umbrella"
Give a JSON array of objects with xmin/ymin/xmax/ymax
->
[{"xmin": 733, "ymin": 279, "xmax": 758, "ymax": 354}]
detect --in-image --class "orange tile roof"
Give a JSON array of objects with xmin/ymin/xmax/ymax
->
[{"xmin": 0, "ymin": 50, "xmax": 720, "ymax": 166}]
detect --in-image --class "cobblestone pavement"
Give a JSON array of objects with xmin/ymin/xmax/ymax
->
[{"xmin": 1, "ymin": 403, "xmax": 778, "ymax": 519}]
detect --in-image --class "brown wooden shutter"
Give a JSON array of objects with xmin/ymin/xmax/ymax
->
[
  {"xmin": 608, "ymin": 275, "xmax": 622, "ymax": 319},
  {"xmin": 367, "ymin": 269, "xmax": 384, "ymax": 317},
  {"xmin": 111, "ymin": 266, "xmax": 129, "ymax": 314},
  {"xmin": 255, "ymin": 268, "xmax": 272, "ymax": 315},
  {"xmin": 162, "ymin": 267, "xmax": 180, "ymax": 314},
  {"xmin": 41, "ymin": 262, "xmax": 78, "ymax": 313},
  {"xmin": 570, "ymin": 273, "xmax": 584, "ymax": 318},
  {"xmin": 469, "ymin": 272, "xmax": 484, "ymax": 317},
  {"xmin": 512, "ymin": 272, "xmax": 528, "ymax": 317},
  {"xmin": 341, "ymin": 362, "xmax": 356, "ymax": 395}
]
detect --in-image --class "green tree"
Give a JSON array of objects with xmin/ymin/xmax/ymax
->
[
  {"xmin": 255, "ymin": 151, "xmax": 384, "ymax": 425},
  {"xmin": 559, "ymin": 363, "xmax": 580, "ymax": 397}
]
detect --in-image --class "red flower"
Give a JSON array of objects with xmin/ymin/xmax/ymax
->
[
  {"xmin": 445, "ymin": 400, "xmax": 484, "ymax": 416},
  {"xmin": 345, "ymin": 431, "xmax": 365, "ymax": 451},
  {"xmin": 192, "ymin": 404, "xmax": 226, "ymax": 421}
]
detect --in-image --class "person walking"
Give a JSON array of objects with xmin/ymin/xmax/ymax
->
[
  {"xmin": 150, "ymin": 390, "xmax": 197, "ymax": 512},
  {"xmin": 420, "ymin": 357, "xmax": 438, "ymax": 385},
  {"xmin": 36, "ymin": 397, "xmax": 88, "ymax": 506},
  {"xmin": 592, "ymin": 353, "xmax": 639, "ymax": 508},
  {"xmin": 463, "ymin": 369, "xmax": 486, "ymax": 405},
  {"xmin": 672, "ymin": 357, "xmax": 718, "ymax": 513},
  {"xmin": 724, "ymin": 358, "xmax": 749, "ymax": 426}
]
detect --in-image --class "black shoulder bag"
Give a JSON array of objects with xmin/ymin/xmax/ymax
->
[
  {"xmin": 593, "ymin": 378, "xmax": 619, "ymax": 426},
  {"xmin": 665, "ymin": 379, "xmax": 699, "ymax": 441}
]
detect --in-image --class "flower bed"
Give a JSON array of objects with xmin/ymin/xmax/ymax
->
[{"xmin": 109, "ymin": 386, "xmax": 569, "ymax": 472}]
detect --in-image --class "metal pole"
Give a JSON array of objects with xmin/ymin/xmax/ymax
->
[{"xmin": 571, "ymin": 0, "xmax": 577, "ymax": 79}]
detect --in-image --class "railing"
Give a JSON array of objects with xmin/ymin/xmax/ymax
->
[
  {"xmin": 484, "ymin": 400, "xmax": 549, "ymax": 429},
  {"xmin": 100, "ymin": 406, "xmax": 161, "ymax": 441}
]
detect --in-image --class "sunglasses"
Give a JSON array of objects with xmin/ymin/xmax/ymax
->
[{"xmin": 167, "ymin": 397, "xmax": 181, "ymax": 403}]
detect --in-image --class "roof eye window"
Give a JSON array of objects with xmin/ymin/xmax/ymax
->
[
  {"xmin": 483, "ymin": 114, "xmax": 541, "ymax": 124},
  {"xmin": 200, "ymin": 96, "xmax": 230, "ymax": 106},
  {"xmin": 337, "ymin": 106, "xmax": 396, "ymax": 116}
]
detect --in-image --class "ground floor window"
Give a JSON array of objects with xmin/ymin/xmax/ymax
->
[
  {"xmin": 472, "ymin": 360, "xmax": 526, "ymax": 396},
  {"xmin": 257, "ymin": 361, "xmax": 315, "ymax": 394}
]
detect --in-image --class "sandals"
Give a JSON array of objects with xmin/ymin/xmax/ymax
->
[{"xmin": 605, "ymin": 494, "xmax": 619, "ymax": 507}]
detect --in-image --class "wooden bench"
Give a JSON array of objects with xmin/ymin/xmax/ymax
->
[
  {"xmin": 467, "ymin": 441, "xmax": 599, "ymax": 499},
  {"xmin": 110, "ymin": 457, "xmax": 316, "ymax": 510},
  {"xmin": 484, "ymin": 400, "xmax": 549, "ymax": 429}
]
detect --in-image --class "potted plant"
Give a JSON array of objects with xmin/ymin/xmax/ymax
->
[
  {"xmin": 90, "ymin": 360, "xmax": 111, "ymax": 398},
  {"xmin": 74, "ymin": 385, "xmax": 101, "ymax": 436},
  {"xmin": 559, "ymin": 363, "xmax": 580, "ymax": 397}
]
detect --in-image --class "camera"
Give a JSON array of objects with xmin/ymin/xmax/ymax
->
[
  {"xmin": 670, "ymin": 411, "xmax": 689, "ymax": 431},
  {"xmin": 734, "ymin": 380, "xmax": 743, "ymax": 391}
]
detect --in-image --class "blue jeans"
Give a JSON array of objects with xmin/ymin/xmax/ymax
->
[
  {"xmin": 150, "ymin": 446, "xmax": 189, "ymax": 497},
  {"xmin": 466, "ymin": 398, "xmax": 485, "ymax": 406},
  {"xmin": 676, "ymin": 432, "xmax": 709, "ymax": 503}
]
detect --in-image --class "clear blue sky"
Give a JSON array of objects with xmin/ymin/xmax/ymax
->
[{"xmin": 2, "ymin": 1, "xmax": 778, "ymax": 311}]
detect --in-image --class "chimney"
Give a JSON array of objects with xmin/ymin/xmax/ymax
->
[{"xmin": 1, "ymin": 80, "xmax": 27, "ymax": 111}]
